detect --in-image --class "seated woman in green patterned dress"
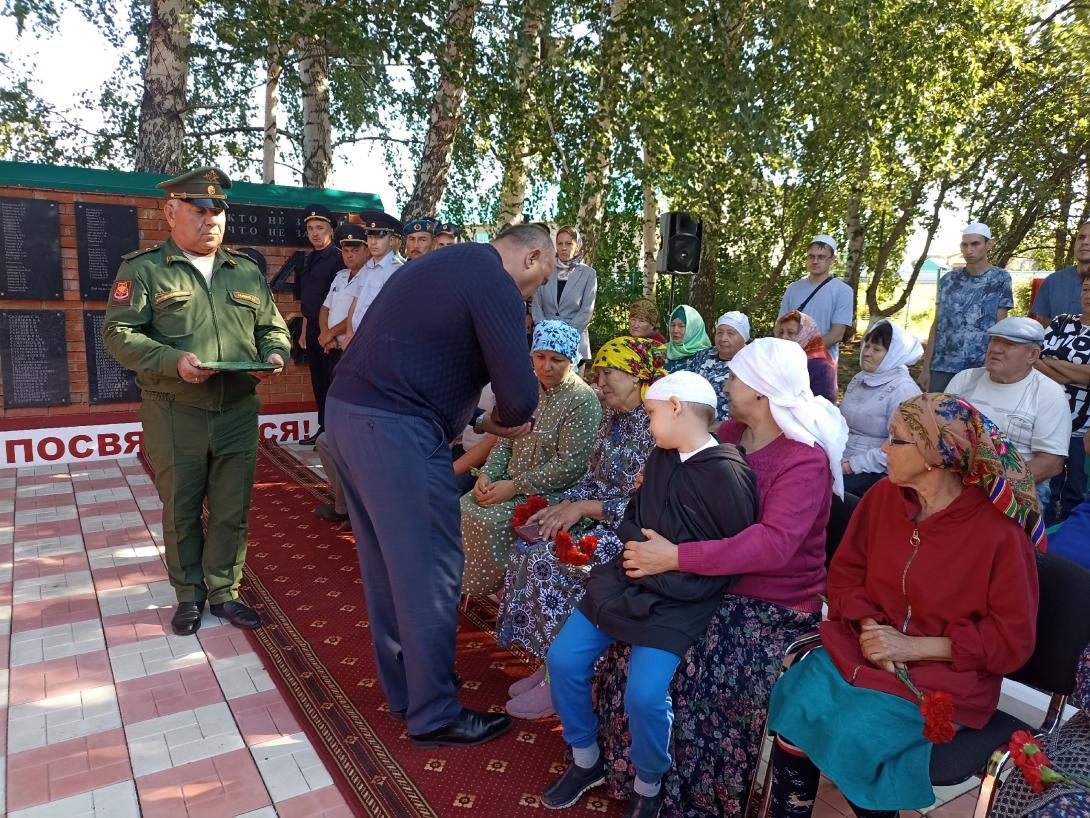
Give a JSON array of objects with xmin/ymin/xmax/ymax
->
[{"xmin": 460, "ymin": 320, "xmax": 601, "ymax": 596}]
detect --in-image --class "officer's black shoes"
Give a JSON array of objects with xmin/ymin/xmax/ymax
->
[
  {"xmin": 171, "ymin": 601, "xmax": 205, "ymax": 636},
  {"xmin": 314, "ymin": 503, "xmax": 349, "ymax": 523},
  {"xmin": 623, "ymin": 790, "xmax": 664, "ymax": 818},
  {"xmin": 541, "ymin": 758, "xmax": 605, "ymax": 809},
  {"xmin": 299, "ymin": 432, "xmax": 321, "ymax": 447},
  {"xmin": 210, "ymin": 600, "xmax": 262, "ymax": 630},
  {"xmin": 409, "ymin": 708, "xmax": 512, "ymax": 748}
]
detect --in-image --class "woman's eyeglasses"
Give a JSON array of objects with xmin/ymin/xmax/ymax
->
[{"xmin": 887, "ymin": 434, "xmax": 914, "ymax": 446}]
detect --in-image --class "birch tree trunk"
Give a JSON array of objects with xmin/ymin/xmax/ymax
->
[
  {"xmin": 134, "ymin": 0, "xmax": 193, "ymax": 174},
  {"xmin": 299, "ymin": 35, "xmax": 332, "ymax": 188},
  {"xmin": 641, "ymin": 173, "xmax": 658, "ymax": 298},
  {"xmin": 843, "ymin": 187, "xmax": 866, "ymax": 321},
  {"xmin": 404, "ymin": 0, "xmax": 480, "ymax": 220},
  {"xmin": 262, "ymin": 5, "xmax": 282, "ymax": 185},
  {"xmin": 495, "ymin": 0, "xmax": 548, "ymax": 227},
  {"xmin": 575, "ymin": 0, "xmax": 629, "ymax": 263}
]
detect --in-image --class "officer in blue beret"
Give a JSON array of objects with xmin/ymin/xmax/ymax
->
[
  {"xmin": 403, "ymin": 217, "xmax": 437, "ymax": 261},
  {"xmin": 295, "ymin": 203, "xmax": 343, "ymax": 446},
  {"xmin": 434, "ymin": 222, "xmax": 462, "ymax": 249}
]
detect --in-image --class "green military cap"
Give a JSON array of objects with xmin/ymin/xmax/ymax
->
[{"xmin": 156, "ymin": 167, "xmax": 231, "ymax": 210}]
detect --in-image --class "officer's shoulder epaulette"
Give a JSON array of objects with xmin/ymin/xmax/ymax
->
[
  {"xmin": 121, "ymin": 245, "xmax": 161, "ymax": 261},
  {"xmin": 223, "ymin": 247, "xmax": 256, "ymax": 260}
]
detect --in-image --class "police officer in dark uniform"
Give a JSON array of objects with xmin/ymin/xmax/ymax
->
[
  {"xmin": 294, "ymin": 204, "xmax": 343, "ymax": 446},
  {"xmin": 103, "ymin": 167, "xmax": 291, "ymax": 636}
]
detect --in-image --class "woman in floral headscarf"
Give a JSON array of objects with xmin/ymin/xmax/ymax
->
[
  {"xmin": 764, "ymin": 393, "xmax": 1041, "ymax": 818},
  {"xmin": 776, "ymin": 310, "xmax": 839, "ymax": 403},
  {"xmin": 498, "ymin": 336, "xmax": 662, "ymax": 720},
  {"xmin": 460, "ymin": 321, "xmax": 602, "ymax": 596}
]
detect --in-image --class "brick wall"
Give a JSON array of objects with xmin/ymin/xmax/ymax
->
[{"xmin": 0, "ymin": 185, "xmax": 314, "ymax": 424}]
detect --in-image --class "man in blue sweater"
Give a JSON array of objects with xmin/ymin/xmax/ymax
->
[{"xmin": 326, "ymin": 224, "xmax": 553, "ymax": 747}]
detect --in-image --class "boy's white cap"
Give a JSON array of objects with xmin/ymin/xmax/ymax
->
[
  {"xmin": 963, "ymin": 221, "xmax": 992, "ymax": 239},
  {"xmin": 645, "ymin": 371, "xmax": 718, "ymax": 409},
  {"xmin": 810, "ymin": 234, "xmax": 837, "ymax": 254}
]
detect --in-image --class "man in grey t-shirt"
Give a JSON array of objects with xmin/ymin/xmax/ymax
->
[{"xmin": 777, "ymin": 233, "xmax": 854, "ymax": 361}]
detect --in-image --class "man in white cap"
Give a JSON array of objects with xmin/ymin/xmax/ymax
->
[
  {"xmin": 777, "ymin": 234, "xmax": 854, "ymax": 362},
  {"xmin": 947, "ymin": 316, "xmax": 1070, "ymax": 509},
  {"xmin": 1031, "ymin": 220, "xmax": 1090, "ymax": 324},
  {"xmin": 684, "ymin": 310, "xmax": 750, "ymax": 420},
  {"xmin": 918, "ymin": 222, "xmax": 1013, "ymax": 392}
]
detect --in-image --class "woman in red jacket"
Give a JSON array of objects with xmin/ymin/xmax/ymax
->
[{"xmin": 766, "ymin": 392, "xmax": 1044, "ymax": 818}]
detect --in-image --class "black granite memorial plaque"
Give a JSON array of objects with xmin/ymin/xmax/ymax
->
[
  {"xmin": 83, "ymin": 310, "xmax": 139, "ymax": 404},
  {"xmin": 0, "ymin": 197, "xmax": 62, "ymax": 299},
  {"xmin": 225, "ymin": 205, "xmax": 350, "ymax": 247},
  {"xmin": 77, "ymin": 203, "xmax": 139, "ymax": 300},
  {"xmin": 0, "ymin": 309, "xmax": 70, "ymax": 408}
]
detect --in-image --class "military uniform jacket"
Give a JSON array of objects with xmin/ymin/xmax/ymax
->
[{"xmin": 103, "ymin": 238, "xmax": 291, "ymax": 411}]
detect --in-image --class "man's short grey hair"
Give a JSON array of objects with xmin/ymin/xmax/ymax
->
[{"xmin": 494, "ymin": 223, "xmax": 554, "ymax": 254}]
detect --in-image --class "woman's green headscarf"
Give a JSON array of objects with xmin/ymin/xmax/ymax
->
[{"xmin": 665, "ymin": 304, "xmax": 712, "ymax": 361}]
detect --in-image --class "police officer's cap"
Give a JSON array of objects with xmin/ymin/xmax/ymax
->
[
  {"xmin": 435, "ymin": 222, "xmax": 462, "ymax": 238},
  {"xmin": 303, "ymin": 204, "xmax": 335, "ymax": 225},
  {"xmin": 402, "ymin": 218, "xmax": 437, "ymax": 237},
  {"xmin": 156, "ymin": 167, "xmax": 231, "ymax": 210},
  {"xmin": 358, "ymin": 209, "xmax": 403, "ymax": 236},
  {"xmin": 334, "ymin": 223, "xmax": 367, "ymax": 247}
]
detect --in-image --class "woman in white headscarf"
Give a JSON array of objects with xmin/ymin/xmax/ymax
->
[
  {"xmin": 839, "ymin": 320, "xmax": 923, "ymax": 496},
  {"xmin": 589, "ymin": 338, "xmax": 848, "ymax": 818},
  {"xmin": 684, "ymin": 311, "xmax": 750, "ymax": 421}
]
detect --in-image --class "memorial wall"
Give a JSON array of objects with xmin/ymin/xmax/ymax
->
[{"xmin": 0, "ymin": 160, "xmax": 381, "ymax": 466}]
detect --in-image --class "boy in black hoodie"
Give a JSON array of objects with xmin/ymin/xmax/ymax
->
[{"xmin": 541, "ymin": 371, "xmax": 759, "ymax": 817}]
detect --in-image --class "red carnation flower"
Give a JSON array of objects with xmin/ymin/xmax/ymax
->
[
  {"xmin": 919, "ymin": 691, "xmax": 956, "ymax": 744},
  {"xmin": 527, "ymin": 495, "xmax": 548, "ymax": 514}
]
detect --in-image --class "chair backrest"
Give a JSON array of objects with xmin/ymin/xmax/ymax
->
[
  {"xmin": 1009, "ymin": 550, "xmax": 1090, "ymax": 695},
  {"xmin": 825, "ymin": 492, "xmax": 861, "ymax": 567}
]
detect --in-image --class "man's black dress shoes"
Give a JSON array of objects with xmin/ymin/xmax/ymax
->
[
  {"xmin": 171, "ymin": 601, "xmax": 205, "ymax": 636},
  {"xmin": 210, "ymin": 600, "xmax": 262, "ymax": 629},
  {"xmin": 409, "ymin": 708, "xmax": 512, "ymax": 747},
  {"xmin": 299, "ymin": 430, "xmax": 322, "ymax": 447},
  {"xmin": 389, "ymin": 673, "xmax": 465, "ymax": 721}
]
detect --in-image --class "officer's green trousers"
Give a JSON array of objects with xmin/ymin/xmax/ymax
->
[{"xmin": 140, "ymin": 394, "xmax": 259, "ymax": 604}]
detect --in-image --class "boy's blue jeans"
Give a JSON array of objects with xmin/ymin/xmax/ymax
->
[{"xmin": 547, "ymin": 609, "xmax": 681, "ymax": 783}]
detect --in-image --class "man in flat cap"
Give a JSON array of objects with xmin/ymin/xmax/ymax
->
[
  {"xmin": 948, "ymin": 316, "xmax": 1070, "ymax": 509},
  {"xmin": 918, "ymin": 222, "xmax": 1013, "ymax": 392},
  {"xmin": 434, "ymin": 222, "xmax": 462, "ymax": 248},
  {"xmin": 402, "ymin": 217, "xmax": 437, "ymax": 260},
  {"xmin": 104, "ymin": 167, "xmax": 291, "ymax": 636},
  {"xmin": 777, "ymin": 233, "xmax": 854, "ymax": 361},
  {"xmin": 294, "ymin": 203, "xmax": 343, "ymax": 446}
]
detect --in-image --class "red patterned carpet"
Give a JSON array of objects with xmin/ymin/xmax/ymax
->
[{"xmin": 232, "ymin": 442, "xmax": 625, "ymax": 817}]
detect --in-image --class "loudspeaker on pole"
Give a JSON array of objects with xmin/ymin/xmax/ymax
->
[{"xmin": 655, "ymin": 211, "xmax": 703, "ymax": 275}]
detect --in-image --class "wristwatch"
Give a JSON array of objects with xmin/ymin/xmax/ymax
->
[{"xmin": 472, "ymin": 409, "xmax": 487, "ymax": 436}]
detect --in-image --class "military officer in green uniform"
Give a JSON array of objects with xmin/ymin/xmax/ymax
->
[{"xmin": 103, "ymin": 167, "xmax": 291, "ymax": 636}]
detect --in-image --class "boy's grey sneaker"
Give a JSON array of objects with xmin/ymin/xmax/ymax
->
[{"xmin": 541, "ymin": 758, "xmax": 605, "ymax": 809}]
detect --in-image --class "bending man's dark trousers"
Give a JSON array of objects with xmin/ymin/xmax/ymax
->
[{"xmin": 326, "ymin": 397, "xmax": 463, "ymax": 735}]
